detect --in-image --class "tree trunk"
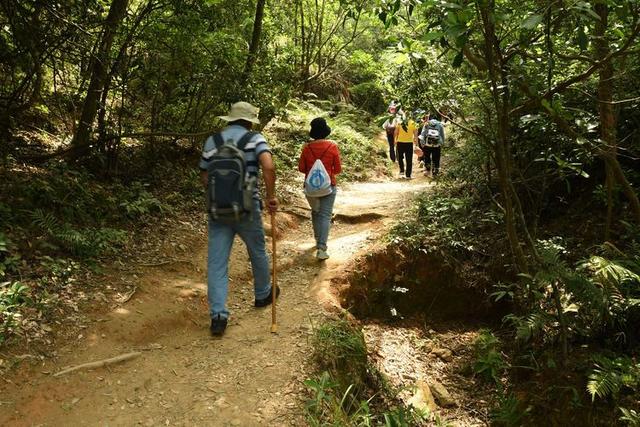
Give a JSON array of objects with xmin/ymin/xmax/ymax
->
[
  {"xmin": 98, "ymin": 0, "xmax": 156, "ymax": 144},
  {"xmin": 70, "ymin": 0, "xmax": 129, "ymax": 151},
  {"xmin": 478, "ymin": 0, "xmax": 528, "ymax": 272},
  {"xmin": 594, "ymin": 2, "xmax": 640, "ymax": 228},
  {"xmin": 241, "ymin": 0, "xmax": 266, "ymax": 84}
]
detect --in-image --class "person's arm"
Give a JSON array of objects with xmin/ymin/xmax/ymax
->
[
  {"xmin": 298, "ymin": 146, "xmax": 307, "ymax": 174},
  {"xmin": 333, "ymin": 144, "xmax": 342, "ymax": 175},
  {"xmin": 394, "ymin": 126, "xmax": 399, "ymax": 145},
  {"xmin": 439, "ymin": 123, "xmax": 445, "ymax": 145},
  {"xmin": 259, "ymin": 152, "xmax": 278, "ymax": 213},
  {"xmin": 413, "ymin": 125, "xmax": 418, "ymax": 145},
  {"xmin": 198, "ymin": 135, "xmax": 213, "ymax": 187}
]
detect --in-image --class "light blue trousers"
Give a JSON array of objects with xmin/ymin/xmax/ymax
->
[
  {"xmin": 306, "ymin": 186, "xmax": 337, "ymax": 251},
  {"xmin": 207, "ymin": 208, "xmax": 271, "ymax": 320}
]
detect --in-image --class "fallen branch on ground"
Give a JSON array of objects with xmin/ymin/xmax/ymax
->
[
  {"xmin": 119, "ymin": 286, "xmax": 137, "ymax": 304},
  {"xmin": 137, "ymin": 259, "xmax": 190, "ymax": 267},
  {"xmin": 53, "ymin": 352, "xmax": 142, "ymax": 377}
]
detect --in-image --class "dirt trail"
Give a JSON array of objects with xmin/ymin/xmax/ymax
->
[{"xmin": 1, "ymin": 177, "xmax": 430, "ymax": 426}]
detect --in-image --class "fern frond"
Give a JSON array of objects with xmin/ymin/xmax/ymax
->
[
  {"xmin": 588, "ymin": 355, "xmax": 640, "ymax": 402},
  {"xmin": 30, "ymin": 209, "xmax": 59, "ymax": 234},
  {"xmin": 514, "ymin": 312, "xmax": 550, "ymax": 342},
  {"xmin": 587, "ymin": 256, "xmax": 640, "ymax": 288},
  {"xmin": 588, "ymin": 367, "xmax": 621, "ymax": 401},
  {"xmin": 620, "ymin": 407, "xmax": 640, "ymax": 426}
]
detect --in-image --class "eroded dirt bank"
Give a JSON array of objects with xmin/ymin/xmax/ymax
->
[{"xmin": 0, "ymin": 178, "xmax": 430, "ymax": 426}]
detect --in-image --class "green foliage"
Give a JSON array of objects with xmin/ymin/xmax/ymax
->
[
  {"xmin": 0, "ymin": 232, "xmax": 21, "ymax": 278},
  {"xmin": 304, "ymin": 371, "xmax": 375, "ymax": 427},
  {"xmin": 38, "ymin": 257, "xmax": 80, "ymax": 289},
  {"xmin": 472, "ymin": 329, "xmax": 508, "ymax": 384},
  {"xmin": 0, "ymin": 281, "xmax": 31, "ymax": 343},
  {"xmin": 119, "ymin": 182, "xmax": 169, "ymax": 219},
  {"xmin": 304, "ymin": 370, "xmax": 429, "ymax": 427},
  {"xmin": 30, "ymin": 209, "xmax": 127, "ymax": 258},
  {"xmin": 389, "ymin": 186, "xmax": 495, "ymax": 253},
  {"xmin": 350, "ymin": 82, "xmax": 387, "ymax": 115},
  {"xmin": 311, "ymin": 318, "xmax": 368, "ymax": 395},
  {"xmin": 620, "ymin": 407, "xmax": 640, "ymax": 426},
  {"xmin": 587, "ymin": 354, "xmax": 640, "ymax": 402},
  {"xmin": 491, "ymin": 393, "xmax": 531, "ymax": 427},
  {"xmin": 498, "ymin": 240, "xmax": 640, "ymax": 351}
]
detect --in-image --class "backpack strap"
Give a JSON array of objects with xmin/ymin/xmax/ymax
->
[
  {"xmin": 211, "ymin": 131, "xmax": 257, "ymax": 150},
  {"xmin": 212, "ymin": 132, "xmax": 224, "ymax": 148},
  {"xmin": 308, "ymin": 142, "xmax": 333, "ymax": 161},
  {"xmin": 236, "ymin": 131, "xmax": 258, "ymax": 151}
]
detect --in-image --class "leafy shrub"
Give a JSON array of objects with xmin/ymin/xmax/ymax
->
[
  {"xmin": 0, "ymin": 232, "xmax": 21, "ymax": 278},
  {"xmin": 472, "ymin": 329, "xmax": 508, "ymax": 384},
  {"xmin": 350, "ymin": 81, "xmax": 386, "ymax": 115},
  {"xmin": 304, "ymin": 370, "xmax": 429, "ymax": 427},
  {"xmin": 587, "ymin": 354, "xmax": 640, "ymax": 402},
  {"xmin": 389, "ymin": 187, "xmax": 497, "ymax": 252},
  {"xmin": 304, "ymin": 371, "xmax": 374, "ymax": 427},
  {"xmin": 31, "ymin": 209, "xmax": 127, "ymax": 258},
  {"xmin": 620, "ymin": 407, "xmax": 640, "ymax": 426},
  {"xmin": 0, "ymin": 281, "xmax": 31, "ymax": 343},
  {"xmin": 491, "ymin": 393, "xmax": 531, "ymax": 426},
  {"xmin": 311, "ymin": 318, "xmax": 368, "ymax": 395},
  {"xmin": 344, "ymin": 50, "xmax": 379, "ymax": 84},
  {"xmin": 119, "ymin": 182, "xmax": 169, "ymax": 218}
]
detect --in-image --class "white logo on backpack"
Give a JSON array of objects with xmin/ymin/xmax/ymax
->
[
  {"xmin": 425, "ymin": 126, "xmax": 441, "ymax": 147},
  {"xmin": 304, "ymin": 158, "xmax": 332, "ymax": 197}
]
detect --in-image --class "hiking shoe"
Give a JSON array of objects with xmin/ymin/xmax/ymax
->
[
  {"xmin": 316, "ymin": 249, "xmax": 330, "ymax": 260},
  {"xmin": 406, "ymin": 176, "xmax": 413, "ymax": 180},
  {"xmin": 398, "ymin": 172, "xmax": 405, "ymax": 178},
  {"xmin": 255, "ymin": 286, "xmax": 280, "ymax": 307},
  {"xmin": 210, "ymin": 315, "xmax": 228, "ymax": 336}
]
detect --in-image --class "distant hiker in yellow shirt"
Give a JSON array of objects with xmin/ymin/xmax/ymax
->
[{"xmin": 394, "ymin": 115, "xmax": 418, "ymax": 179}]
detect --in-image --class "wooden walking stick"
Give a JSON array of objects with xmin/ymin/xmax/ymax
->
[{"xmin": 270, "ymin": 211, "xmax": 278, "ymax": 333}]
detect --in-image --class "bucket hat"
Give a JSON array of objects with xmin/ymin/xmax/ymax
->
[
  {"xmin": 309, "ymin": 117, "xmax": 331, "ymax": 140},
  {"xmin": 218, "ymin": 101, "xmax": 261, "ymax": 124}
]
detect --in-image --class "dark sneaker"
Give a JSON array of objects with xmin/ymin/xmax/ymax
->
[
  {"xmin": 255, "ymin": 286, "xmax": 281, "ymax": 307},
  {"xmin": 210, "ymin": 315, "xmax": 227, "ymax": 336}
]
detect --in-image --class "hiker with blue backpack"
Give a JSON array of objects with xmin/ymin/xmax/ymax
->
[
  {"xmin": 298, "ymin": 117, "xmax": 342, "ymax": 260},
  {"xmin": 420, "ymin": 111, "xmax": 446, "ymax": 177},
  {"xmin": 199, "ymin": 101, "xmax": 279, "ymax": 337}
]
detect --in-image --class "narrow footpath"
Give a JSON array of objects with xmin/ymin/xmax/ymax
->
[{"xmin": 0, "ymin": 177, "xmax": 430, "ymax": 426}]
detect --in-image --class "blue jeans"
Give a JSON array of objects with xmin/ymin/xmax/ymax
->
[
  {"xmin": 207, "ymin": 206, "xmax": 271, "ymax": 320},
  {"xmin": 306, "ymin": 186, "xmax": 337, "ymax": 251}
]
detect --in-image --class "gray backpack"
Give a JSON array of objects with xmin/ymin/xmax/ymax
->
[
  {"xmin": 424, "ymin": 123, "xmax": 441, "ymax": 147},
  {"xmin": 205, "ymin": 132, "xmax": 257, "ymax": 222}
]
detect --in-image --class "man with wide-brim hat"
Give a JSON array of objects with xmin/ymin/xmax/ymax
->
[
  {"xmin": 217, "ymin": 101, "xmax": 262, "ymax": 124},
  {"xmin": 198, "ymin": 101, "xmax": 279, "ymax": 337}
]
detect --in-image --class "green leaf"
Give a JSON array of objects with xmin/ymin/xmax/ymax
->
[
  {"xmin": 577, "ymin": 26, "xmax": 588, "ymax": 51},
  {"xmin": 422, "ymin": 31, "xmax": 443, "ymax": 42},
  {"xmin": 442, "ymin": 2, "xmax": 463, "ymax": 9},
  {"xmin": 520, "ymin": 14, "xmax": 543, "ymax": 30},
  {"xmin": 452, "ymin": 51, "xmax": 464, "ymax": 68},
  {"xmin": 573, "ymin": 4, "xmax": 601, "ymax": 21}
]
